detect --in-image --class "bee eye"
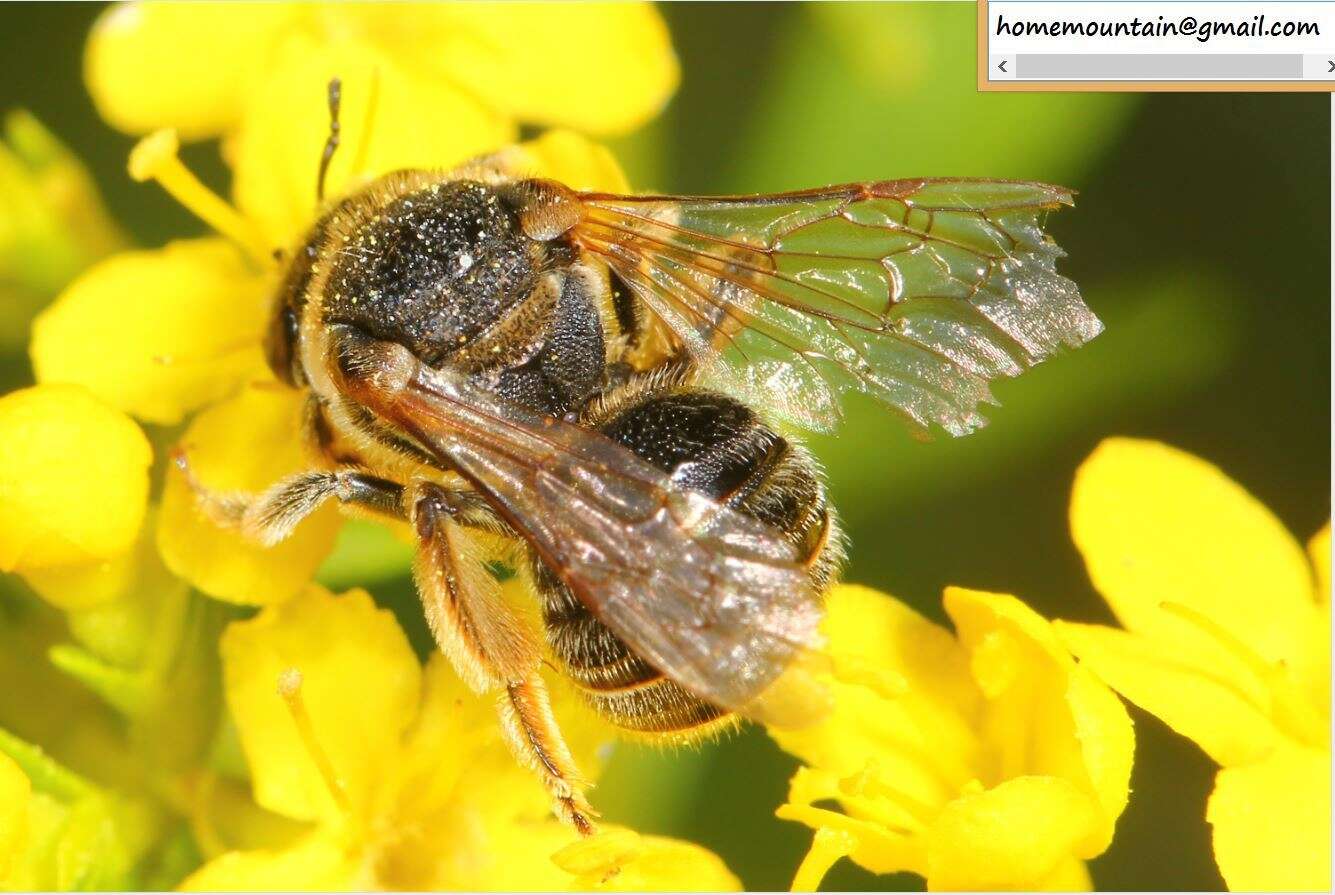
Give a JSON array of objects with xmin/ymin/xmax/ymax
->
[{"xmin": 265, "ymin": 305, "xmax": 305, "ymax": 387}]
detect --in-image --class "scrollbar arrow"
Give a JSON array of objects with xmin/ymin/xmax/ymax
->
[{"xmin": 998, "ymin": 60, "xmax": 1008, "ymax": 73}]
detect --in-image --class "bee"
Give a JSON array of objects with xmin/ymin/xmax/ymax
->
[{"xmin": 185, "ymin": 81, "xmax": 1101, "ymax": 835}]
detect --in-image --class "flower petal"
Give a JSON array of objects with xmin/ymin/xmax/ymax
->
[
  {"xmin": 944, "ymin": 588, "xmax": 1133, "ymax": 854},
  {"xmin": 1032, "ymin": 855, "xmax": 1092, "ymax": 891},
  {"xmin": 179, "ymin": 830, "xmax": 361, "ymax": 891},
  {"xmin": 0, "ymin": 752, "xmax": 30, "ymax": 881},
  {"xmin": 1057, "ymin": 621, "xmax": 1278, "ymax": 767},
  {"xmin": 553, "ymin": 828, "xmax": 742, "ymax": 891},
  {"xmin": 924, "ymin": 776, "xmax": 1098, "ymax": 892},
  {"xmin": 414, "ymin": 816, "xmax": 575, "ymax": 891},
  {"xmin": 342, "ymin": 2, "xmax": 678, "ymax": 135},
  {"xmin": 373, "ymin": 637, "xmax": 617, "ymax": 889},
  {"xmin": 1309, "ymin": 522, "xmax": 1330, "ymax": 604},
  {"xmin": 508, "ymin": 130, "xmax": 632, "ymax": 192},
  {"xmin": 84, "ymin": 1, "xmax": 295, "ymax": 139},
  {"xmin": 777, "ymin": 798, "xmax": 920, "ymax": 878},
  {"xmin": 770, "ymin": 585, "xmax": 982, "ymax": 829},
  {"xmin": 392, "ymin": 649, "xmax": 547, "ymax": 827},
  {"xmin": 1071, "ymin": 438, "xmax": 1318, "ymax": 667},
  {"xmin": 1292, "ymin": 522, "xmax": 1331, "ymax": 725},
  {"xmin": 1206, "ymin": 741, "xmax": 1332, "ymax": 892},
  {"xmin": 18, "ymin": 549, "xmax": 141, "ymax": 612},
  {"xmin": 31, "ymin": 239, "xmax": 269, "ymax": 426},
  {"xmin": 231, "ymin": 33, "xmax": 514, "ymax": 248},
  {"xmin": 220, "ymin": 586, "xmax": 421, "ymax": 824},
  {"xmin": 397, "ymin": 638, "xmax": 608, "ymax": 812},
  {"xmin": 376, "ymin": 763, "xmax": 576, "ymax": 891},
  {"xmin": 157, "ymin": 385, "xmax": 340, "ymax": 605},
  {"xmin": 786, "ymin": 825, "xmax": 857, "ymax": 891},
  {"xmin": 0, "ymin": 385, "xmax": 150, "ymax": 574},
  {"xmin": 1062, "ymin": 666, "xmax": 1136, "ymax": 845}
]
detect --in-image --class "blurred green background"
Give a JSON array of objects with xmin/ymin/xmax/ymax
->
[{"xmin": 0, "ymin": 2, "xmax": 1328, "ymax": 891}]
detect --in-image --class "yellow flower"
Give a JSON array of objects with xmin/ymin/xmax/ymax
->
[
  {"xmin": 183, "ymin": 583, "xmax": 736, "ymax": 891},
  {"xmin": 0, "ymin": 384, "xmax": 152, "ymax": 608},
  {"xmin": 0, "ymin": 111, "xmax": 124, "ymax": 350},
  {"xmin": 87, "ymin": 2, "xmax": 676, "ymax": 140},
  {"xmin": 551, "ymin": 828, "xmax": 740, "ymax": 892},
  {"xmin": 31, "ymin": 238, "xmax": 269, "ymax": 427},
  {"xmin": 773, "ymin": 584, "xmax": 1133, "ymax": 891},
  {"xmin": 155, "ymin": 384, "xmax": 344, "ymax": 606},
  {"xmin": 85, "ymin": 1, "xmax": 677, "ymax": 244},
  {"xmin": 1056, "ymin": 438, "xmax": 1331, "ymax": 891}
]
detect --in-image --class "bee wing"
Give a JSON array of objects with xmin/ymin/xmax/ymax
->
[
  {"xmin": 570, "ymin": 179, "xmax": 1101, "ymax": 435},
  {"xmin": 374, "ymin": 361, "xmax": 826, "ymax": 727}
]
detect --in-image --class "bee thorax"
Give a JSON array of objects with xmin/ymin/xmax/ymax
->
[{"xmin": 320, "ymin": 178, "xmax": 539, "ymax": 366}]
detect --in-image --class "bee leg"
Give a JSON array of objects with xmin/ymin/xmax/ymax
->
[
  {"xmin": 173, "ymin": 448, "xmax": 405, "ymax": 545},
  {"xmin": 243, "ymin": 469, "xmax": 404, "ymax": 545},
  {"xmin": 499, "ymin": 676, "xmax": 597, "ymax": 836},
  {"xmin": 411, "ymin": 482, "xmax": 597, "ymax": 836}
]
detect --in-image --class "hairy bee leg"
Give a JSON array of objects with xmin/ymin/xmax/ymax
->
[
  {"xmin": 409, "ymin": 482, "xmax": 534, "ymax": 687},
  {"xmin": 411, "ymin": 483, "xmax": 597, "ymax": 836},
  {"xmin": 173, "ymin": 447, "xmax": 405, "ymax": 545},
  {"xmin": 499, "ymin": 677, "xmax": 597, "ymax": 836},
  {"xmin": 242, "ymin": 469, "xmax": 404, "ymax": 544}
]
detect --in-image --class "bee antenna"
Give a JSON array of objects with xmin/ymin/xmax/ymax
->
[{"xmin": 317, "ymin": 77, "xmax": 342, "ymax": 202}]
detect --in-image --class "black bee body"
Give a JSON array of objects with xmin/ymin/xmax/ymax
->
[
  {"xmin": 231, "ymin": 110, "xmax": 1095, "ymax": 832},
  {"xmin": 266, "ymin": 170, "xmax": 839, "ymax": 740}
]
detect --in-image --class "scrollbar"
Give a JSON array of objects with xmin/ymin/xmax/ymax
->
[{"xmin": 1013, "ymin": 53, "xmax": 1304, "ymax": 79}]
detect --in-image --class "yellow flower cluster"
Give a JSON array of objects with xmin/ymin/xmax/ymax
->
[
  {"xmin": 0, "ymin": 2, "xmax": 1327, "ymax": 892},
  {"xmin": 183, "ymin": 584, "xmax": 736, "ymax": 891},
  {"xmin": 773, "ymin": 585, "xmax": 1132, "ymax": 891},
  {"xmin": 770, "ymin": 440, "xmax": 1330, "ymax": 892},
  {"xmin": 1, "ymin": 3, "xmax": 737, "ymax": 890}
]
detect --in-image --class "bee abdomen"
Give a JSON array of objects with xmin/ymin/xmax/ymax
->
[
  {"xmin": 592, "ymin": 385, "xmax": 840, "ymax": 589},
  {"xmin": 536, "ymin": 380, "xmax": 840, "ymax": 739},
  {"xmin": 536, "ymin": 564, "xmax": 729, "ymax": 735}
]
